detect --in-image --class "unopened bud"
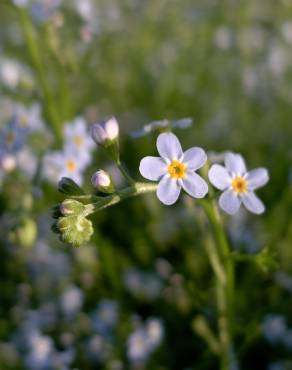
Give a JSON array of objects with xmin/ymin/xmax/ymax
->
[
  {"xmin": 91, "ymin": 170, "xmax": 114, "ymax": 193},
  {"xmin": 58, "ymin": 177, "xmax": 84, "ymax": 196},
  {"xmin": 57, "ymin": 215, "xmax": 93, "ymax": 247},
  {"xmin": 60, "ymin": 199, "xmax": 86, "ymax": 216},
  {"xmin": 91, "ymin": 117, "xmax": 119, "ymax": 146}
]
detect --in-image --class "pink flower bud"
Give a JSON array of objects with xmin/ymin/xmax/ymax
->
[
  {"xmin": 91, "ymin": 170, "xmax": 114, "ymax": 193},
  {"xmin": 91, "ymin": 117, "xmax": 119, "ymax": 145}
]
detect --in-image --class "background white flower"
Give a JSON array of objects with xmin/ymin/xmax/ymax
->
[
  {"xmin": 139, "ymin": 132, "xmax": 208, "ymax": 205},
  {"xmin": 64, "ymin": 117, "xmax": 94, "ymax": 167},
  {"xmin": 208, "ymin": 152, "xmax": 269, "ymax": 215}
]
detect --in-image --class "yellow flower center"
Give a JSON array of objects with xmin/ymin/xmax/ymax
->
[
  {"xmin": 167, "ymin": 160, "xmax": 187, "ymax": 179},
  {"xmin": 66, "ymin": 159, "xmax": 77, "ymax": 172},
  {"xmin": 73, "ymin": 135, "xmax": 83, "ymax": 147},
  {"xmin": 18, "ymin": 115, "xmax": 29, "ymax": 127},
  {"xmin": 5, "ymin": 132, "xmax": 16, "ymax": 145},
  {"xmin": 231, "ymin": 176, "xmax": 247, "ymax": 193}
]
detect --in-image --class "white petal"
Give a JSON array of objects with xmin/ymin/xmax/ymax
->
[
  {"xmin": 219, "ymin": 190, "xmax": 241, "ymax": 215},
  {"xmin": 246, "ymin": 168, "xmax": 269, "ymax": 190},
  {"xmin": 224, "ymin": 152, "xmax": 246, "ymax": 175},
  {"xmin": 183, "ymin": 147, "xmax": 207, "ymax": 170},
  {"xmin": 208, "ymin": 164, "xmax": 231, "ymax": 190},
  {"xmin": 181, "ymin": 172, "xmax": 208, "ymax": 199},
  {"xmin": 104, "ymin": 117, "xmax": 119, "ymax": 140},
  {"xmin": 156, "ymin": 132, "xmax": 183, "ymax": 160},
  {"xmin": 139, "ymin": 156, "xmax": 166, "ymax": 181},
  {"xmin": 157, "ymin": 175, "xmax": 181, "ymax": 205},
  {"xmin": 242, "ymin": 191, "xmax": 265, "ymax": 214}
]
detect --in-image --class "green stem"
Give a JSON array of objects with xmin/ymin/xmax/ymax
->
[
  {"xmin": 201, "ymin": 199, "xmax": 236, "ymax": 370},
  {"xmin": 17, "ymin": 8, "xmax": 63, "ymax": 145},
  {"xmin": 92, "ymin": 182, "xmax": 157, "ymax": 212},
  {"xmin": 116, "ymin": 159, "xmax": 136, "ymax": 185},
  {"xmin": 43, "ymin": 23, "xmax": 73, "ymax": 120},
  {"xmin": 204, "ymin": 234, "xmax": 227, "ymax": 286}
]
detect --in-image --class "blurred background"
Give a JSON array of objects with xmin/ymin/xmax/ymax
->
[{"xmin": 0, "ymin": 0, "xmax": 291, "ymax": 369}]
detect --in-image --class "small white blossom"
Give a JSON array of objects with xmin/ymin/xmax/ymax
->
[
  {"xmin": 139, "ymin": 132, "xmax": 208, "ymax": 205},
  {"xmin": 42, "ymin": 149, "xmax": 89, "ymax": 185},
  {"xmin": 64, "ymin": 117, "xmax": 94, "ymax": 167},
  {"xmin": 208, "ymin": 152, "xmax": 269, "ymax": 215},
  {"xmin": 60, "ymin": 285, "xmax": 84, "ymax": 316}
]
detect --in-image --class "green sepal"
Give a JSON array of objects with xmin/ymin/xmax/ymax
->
[
  {"xmin": 255, "ymin": 248, "xmax": 279, "ymax": 273},
  {"xmin": 60, "ymin": 199, "xmax": 86, "ymax": 216},
  {"xmin": 104, "ymin": 140, "xmax": 119, "ymax": 162},
  {"xmin": 57, "ymin": 215, "xmax": 93, "ymax": 247},
  {"xmin": 52, "ymin": 204, "xmax": 62, "ymax": 219}
]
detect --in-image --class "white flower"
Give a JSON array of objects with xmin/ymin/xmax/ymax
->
[
  {"xmin": 16, "ymin": 148, "xmax": 38, "ymax": 178},
  {"xmin": 145, "ymin": 318, "xmax": 164, "ymax": 349},
  {"xmin": 127, "ymin": 329, "xmax": 150, "ymax": 363},
  {"xmin": 0, "ymin": 59, "xmax": 21, "ymax": 88},
  {"xmin": 14, "ymin": 103, "xmax": 45, "ymax": 131},
  {"xmin": 60, "ymin": 285, "xmax": 84, "ymax": 316},
  {"xmin": 42, "ymin": 149, "xmax": 89, "ymax": 185},
  {"xmin": 0, "ymin": 59, "xmax": 33, "ymax": 89},
  {"xmin": 91, "ymin": 117, "xmax": 119, "ymax": 145},
  {"xmin": 0, "ymin": 154, "xmax": 16, "ymax": 172},
  {"xmin": 127, "ymin": 318, "xmax": 164, "ymax": 364},
  {"xmin": 208, "ymin": 152, "xmax": 269, "ymax": 215},
  {"xmin": 64, "ymin": 117, "xmax": 94, "ymax": 166},
  {"xmin": 139, "ymin": 132, "xmax": 208, "ymax": 205}
]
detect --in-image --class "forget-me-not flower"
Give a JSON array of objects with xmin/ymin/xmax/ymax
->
[
  {"xmin": 14, "ymin": 103, "xmax": 45, "ymax": 132},
  {"xmin": 139, "ymin": 132, "xmax": 208, "ymax": 205},
  {"xmin": 64, "ymin": 117, "xmax": 94, "ymax": 166},
  {"xmin": 208, "ymin": 152, "xmax": 269, "ymax": 215},
  {"xmin": 42, "ymin": 149, "xmax": 89, "ymax": 185},
  {"xmin": 0, "ymin": 119, "xmax": 27, "ymax": 154}
]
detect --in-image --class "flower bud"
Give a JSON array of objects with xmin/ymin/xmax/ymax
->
[
  {"xmin": 91, "ymin": 117, "xmax": 119, "ymax": 146},
  {"xmin": 9, "ymin": 218, "xmax": 37, "ymax": 249},
  {"xmin": 58, "ymin": 177, "xmax": 84, "ymax": 196},
  {"xmin": 57, "ymin": 216, "xmax": 93, "ymax": 247},
  {"xmin": 60, "ymin": 199, "xmax": 86, "ymax": 216},
  {"xmin": 91, "ymin": 170, "xmax": 115, "ymax": 193}
]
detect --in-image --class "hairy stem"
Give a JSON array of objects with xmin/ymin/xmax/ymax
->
[{"xmin": 92, "ymin": 182, "xmax": 157, "ymax": 212}]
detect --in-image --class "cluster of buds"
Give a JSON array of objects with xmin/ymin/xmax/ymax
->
[
  {"xmin": 51, "ymin": 117, "xmax": 121, "ymax": 247},
  {"xmin": 52, "ymin": 178, "xmax": 94, "ymax": 247}
]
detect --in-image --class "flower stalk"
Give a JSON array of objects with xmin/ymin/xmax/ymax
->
[
  {"xmin": 201, "ymin": 199, "xmax": 236, "ymax": 370},
  {"xmin": 17, "ymin": 7, "xmax": 63, "ymax": 145},
  {"xmin": 92, "ymin": 182, "xmax": 157, "ymax": 212}
]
